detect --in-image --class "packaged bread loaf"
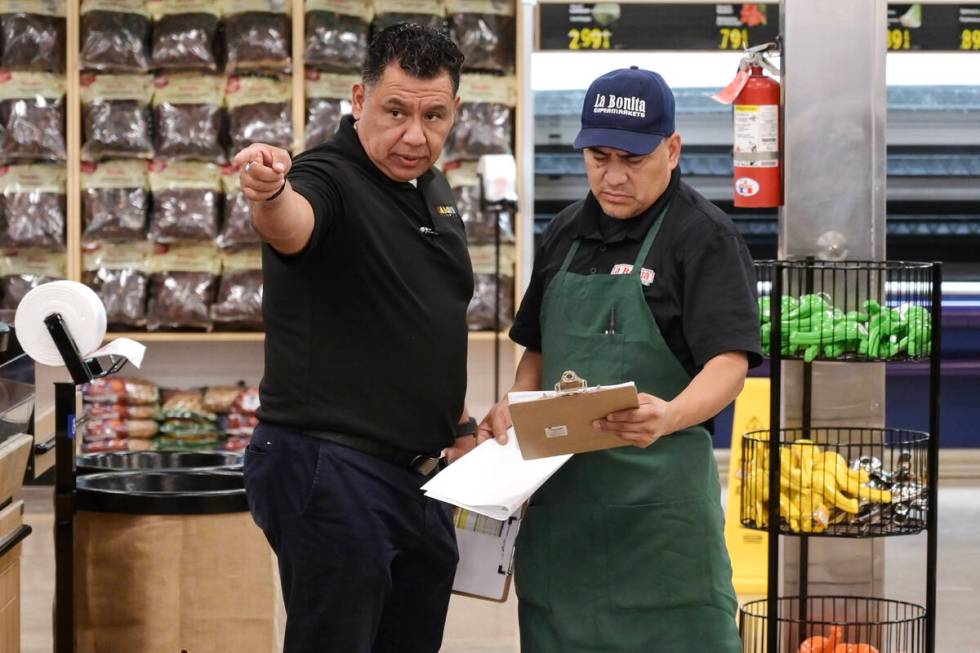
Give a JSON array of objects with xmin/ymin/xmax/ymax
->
[{"xmin": 84, "ymin": 377, "xmax": 161, "ymax": 404}]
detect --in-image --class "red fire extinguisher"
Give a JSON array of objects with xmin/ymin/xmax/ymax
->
[
  {"xmin": 732, "ymin": 65, "xmax": 781, "ymax": 207},
  {"xmin": 713, "ymin": 47, "xmax": 782, "ymax": 208}
]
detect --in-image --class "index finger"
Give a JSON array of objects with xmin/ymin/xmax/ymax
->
[
  {"xmin": 491, "ymin": 409, "xmax": 510, "ymax": 444},
  {"xmin": 246, "ymin": 161, "xmax": 286, "ymax": 184},
  {"xmin": 232, "ymin": 144, "xmax": 266, "ymax": 168}
]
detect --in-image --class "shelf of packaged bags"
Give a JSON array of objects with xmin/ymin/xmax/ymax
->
[{"xmin": 103, "ymin": 331, "xmax": 514, "ymax": 343}]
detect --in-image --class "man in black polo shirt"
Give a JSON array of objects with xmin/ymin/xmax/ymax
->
[
  {"xmin": 232, "ymin": 25, "xmax": 478, "ymax": 653},
  {"xmin": 480, "ymin": 68, "xmax": 762, "ymax": 651}
]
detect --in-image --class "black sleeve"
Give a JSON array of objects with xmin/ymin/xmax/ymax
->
[
  {"xmin": 508, "ymin": 240, "xmax": 547, "ymax": 351},
  {"xmin": 681, "ymin": 231, "xmax": 763, "ymax": 369},
  {"xmin": 285, "ymin": 153, "xmax": 342, "ymax": 254}
]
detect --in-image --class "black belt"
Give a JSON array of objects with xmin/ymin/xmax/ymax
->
[{"xmin": 306, "ymin": 431, "xmax": 445, "ymax": 477}]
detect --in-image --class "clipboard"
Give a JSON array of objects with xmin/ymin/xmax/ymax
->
[
  {"xmin": 509, "ymin": 371, "xmax": 640, "ymax": 460},
  {"xmin": 450, "ymin": 507, "xmax": 522, "ymax": 602}
]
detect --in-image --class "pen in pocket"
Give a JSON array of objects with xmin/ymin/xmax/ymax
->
[{"xmin": 604, "ymin": 307, "xmax": 616, "ymax": 335}]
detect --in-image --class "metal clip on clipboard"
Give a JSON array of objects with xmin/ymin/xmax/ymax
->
[{"xmin": 554, "ymin": 370, "xmax": 587, "ymax": 395}]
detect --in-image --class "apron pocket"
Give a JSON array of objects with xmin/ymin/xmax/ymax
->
[
  {"xmin": 548, "ymin": 332, "xmax": 625, "ymax": 387},
  {"xmin": 601, "ymin": 497, "xmax": 713, "ymax": 611}
]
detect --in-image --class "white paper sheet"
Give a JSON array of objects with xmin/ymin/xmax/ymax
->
[
  {"xmin": 451, "ymin": 509, "xmax": 522, "ymax": 600},
  {"xmin": 91, "ymin": 338, "xmax": 146, "ymax": 369},
  {"xmin": 421, "ymin": 428, "xmax": 570, "ymax": 520}
]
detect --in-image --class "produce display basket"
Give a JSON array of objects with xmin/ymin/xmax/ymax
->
[
  {"xmin": 755, "ymin": 261, "xmax": 938, "ymax": 362},
  {"xmin": 740, "ymin": 427, "xmax": 930, "ymax": 537},
  {"xmin": 740, "ymin": 596, "xmax": 927, "ymax": 653}
]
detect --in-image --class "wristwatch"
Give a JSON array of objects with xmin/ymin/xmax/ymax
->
[{"xmin": 454, "ymin": 417, "xmax": 478, "ymax": 438}]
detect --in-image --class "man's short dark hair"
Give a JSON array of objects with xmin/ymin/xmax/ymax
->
[{"xmin": 362, "ymin": 23, "xmax": 465, "ymax": 95}]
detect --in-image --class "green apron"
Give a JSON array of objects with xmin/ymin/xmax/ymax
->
[{"xmin": 514, "ymin": 205, "xmax": 742, "ymax": 653}]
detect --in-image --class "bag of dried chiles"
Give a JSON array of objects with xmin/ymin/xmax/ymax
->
[
  {"xmin": 80, "ymin": 0, "xmax": 152, "ymax": 72},
  {"xmin": 0, "ymin": 72, "xmax": 66, "ymax": 163},
  {"xmin": 81, "ymin": 159, "xmax": 149, "ymax": 242},
  {"xmin": 80, "ymin": 73, "xmax": 154, "ymax": 161},
  {"xmin": 148, "ymin": 160, "xmax": 221, "ymax": 243},
  {"xmin": 304, "ymin": 70, "xmax": 355, "ymax": 149}
]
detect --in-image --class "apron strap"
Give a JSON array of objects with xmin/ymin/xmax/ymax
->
[
  {"xmin": 631, "ymin": 201, "xmax": 671, "ymax": 272},
  {"xmin": 558, "ymin": 200, "xmax": 670, "ymax": 277},
  {"xmin": 558, "ymin": 239, "xmax": 582, "ymax": 274}
]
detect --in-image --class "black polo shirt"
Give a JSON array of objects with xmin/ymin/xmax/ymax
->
[
  {"xmin": 511, "ymin": 168, "xmax": 762, "ymax": 380},
  {"xmin": 257, "ymin": 115, "xmax": 474, "ymax": 453}
]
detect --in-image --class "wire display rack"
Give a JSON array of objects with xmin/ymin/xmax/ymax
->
[
  {"xmin": 740, "ymin": 427, "xmax": 929, "ymax": 538},
  {"xmin": 740, "ymin": 596, "xmax": 927, "ymax": 653},
  {"xmin": 741, "ymin": 260, "xmax": 941, "ymax": 653},
  {"xmin": 755, "ymin": 260, "xmax": 935, "ymax": 363}
]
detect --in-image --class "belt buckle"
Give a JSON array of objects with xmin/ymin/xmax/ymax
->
[{"xmin": 410, "ymin": 454, "xmax": 442, "ymax": 476}]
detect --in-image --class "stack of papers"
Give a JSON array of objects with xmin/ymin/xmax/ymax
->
[{"xmin": 422, "ymin": 428, "xmax": 570, "ymax": 520}]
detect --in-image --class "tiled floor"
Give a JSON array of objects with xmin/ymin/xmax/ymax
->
[{"xmin": 18, "ymin": 483, "xmax": 980, "ymax": 652}]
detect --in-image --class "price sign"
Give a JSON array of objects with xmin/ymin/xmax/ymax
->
[
  {"xmin": 888, "ymin": 4, "xmax": 980, "ymax": 51},
  {"xmin": 538, "ymin": 3, "xmax": 780, "ymax": 52},
  {"xmin": 539, "ymin": 3, "xmax": 980, "ymax": 53}
]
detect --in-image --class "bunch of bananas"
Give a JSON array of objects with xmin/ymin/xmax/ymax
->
[{"xmin": 744, "ymin": 438, "xmax": 893, "ymax": 533}]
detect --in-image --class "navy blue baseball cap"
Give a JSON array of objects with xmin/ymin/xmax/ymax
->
[{"xmin": 573, "ymin": 66, "xmax": 675, "ymax": 156}]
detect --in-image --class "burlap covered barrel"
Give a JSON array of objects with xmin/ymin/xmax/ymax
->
[{"xmin": 75, "ymin": 470, "xmax": 276, "ymax": 653}]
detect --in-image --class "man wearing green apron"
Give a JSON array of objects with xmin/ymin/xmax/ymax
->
[{"xmin": 479, "ymin": 67, "xmax": 762, "ymax": 652}]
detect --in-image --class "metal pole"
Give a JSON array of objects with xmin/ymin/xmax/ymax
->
[
  {"xmin": 54, "ymin": 381, "xmax": 77, "ymax": 653},
  {"xmin": 926, "ymin": 262, "xmax": 942, "ymax": 653},
  {"xmin": 798, "ymin": 361, "xmax": 811, "ymax": 642},
  {"xmin": 799, "ymin": 262, "xmax": 814, "ymax": 640},
  {"xmin": 767, "ymin": 264, "xmax": 783, "ymax": 652}
]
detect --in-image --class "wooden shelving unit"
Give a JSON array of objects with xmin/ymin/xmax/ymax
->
[{"xmin": 51, "ymin": 2, "xmax": 524, "ymax": 356}]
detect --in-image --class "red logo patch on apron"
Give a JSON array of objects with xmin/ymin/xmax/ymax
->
[
  {"xmin": 610, "ymin": 263, "xmax": 633, "ymax": 275},
  {"xmin": 611, "ymin": 264, "xmax": 655, "ymax": 286}
]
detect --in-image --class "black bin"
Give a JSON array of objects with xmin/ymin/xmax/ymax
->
[
  {"xmin": 75, "ymin": 450, "xmax": 243, "ymax": 476},
  {"xmin": 74, "ymin": 470, "xmax": 275, "ymax": 653}
]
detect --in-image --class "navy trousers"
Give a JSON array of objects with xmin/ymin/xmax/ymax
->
[{"xmin": 242, "ymin": 422, "xmax": 458, "ymax": 653}]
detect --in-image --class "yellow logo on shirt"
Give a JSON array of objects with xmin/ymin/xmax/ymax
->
[{"xmin": 437, "ymin": 205, "xmax": 458, "ymax": 217}]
